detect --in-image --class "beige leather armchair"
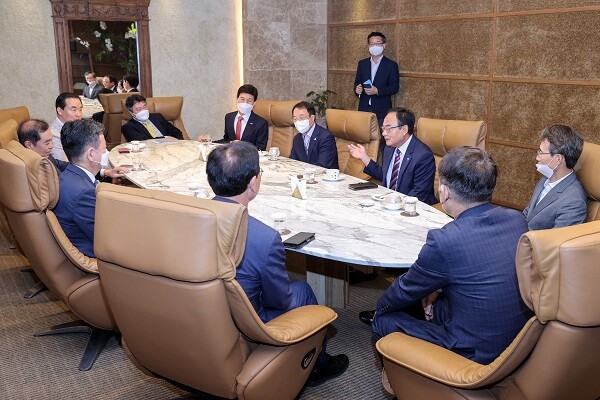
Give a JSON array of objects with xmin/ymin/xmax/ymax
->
[
  {"xmin": 95, "ymin": 184, "xmax": 337, "ymax": 400},
  {"xmin": 98, "ymin": 93, "xmax": 131, "ymax": 146},
  {"xmin": 326, "ymin": 109, "xmax": 380, "ymax": 180},
  {"xmin": 120, "ymin": 96, "xmax": 189, "ymax": 140},
  {"xmin": 575, "ymin": 141, "xmax": 600, "ymax": 221},
  {"xmin": 0, "ymin": 105, "xmax": 30, "ymax": 127},
  {"xmin": 377, "ymin": 221, "xmax": 600, "ymax": 400},
  {"xmin": 253, "ymin": 99, "xmax": 300, "ymax": 157},
  {"xmin": 0, "ymin": 141, "xmax": 116, "ymax": 370},
  {"xmin": 416, "ymin": 117, "xmax": 486, "ymax": 203}
]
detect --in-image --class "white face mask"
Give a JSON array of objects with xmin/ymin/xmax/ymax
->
[
  {"xmin": 536, "ymin": 156, "xmax": 557, "ymax": 179},
  {"xmin": 92, "ymin": 148, "xmax": 110, "ymax": 167},
  {"xmin": 369, "ymin": 45, "xmax": 384, "ymax": 57},
  {"xmin": 134, "ymin": 109, "xmax": 150, "ymax": 122},
  {"xmin": 294, "ymin": 119, "xmax": 311, "ymax": 134},
  {"xmin": 237, "ymin": 102, "xmax": 253, "ymax": 115}
]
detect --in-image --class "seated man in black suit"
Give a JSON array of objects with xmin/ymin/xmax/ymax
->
[
  {"xmin": 123, "ymin": 74, "xmax": 139, "ymax": 93},
  {"xmin": 290, "ymin": 101, "xmax": 338, "ymax": 169},
  {"xmin": 121, "ymin": 95, "xmax": 184, "ymax": 142},
  {"xmin": 102, "ymin": 75, "xmax": 118, "ymax": 93},
  {"xmin": 215, "ymin": 84, "xmax": 268, "ymax": 150}
]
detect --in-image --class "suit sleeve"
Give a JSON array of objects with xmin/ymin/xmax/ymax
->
[
  {"xmin": 376, "ymin": 230, "xmax": 449, "ymax": 315},
  {"xmin": 254, "ymin": 117, "xmax": 269, "ymax": 151},
  {"xmin": 353, "ymin": 60, "xmax": 364, "ymax": 90},
  {"xmin": 290, "ymin": 136, "xmax": 300, "ymax": 161},
  {"xmin": 553, "ymin": 192, "xmax": 588, "ymax": 228},
  {"xmin": 157, "ymin": 114, "xmax": 183, "ymax": 139},
  {"xmin": 364, "ymin": 159, "xmax": 384, "ymax": 182},
  {"xmin": 259, "ymin": 231, "xmax": 294, "ymax": 311},
  {"xmin": 316, "ymin": 133, "xmax": 339, "ymax": 169},
  {"xmin": 72, "ymin": 187, "xmax": 97, "ymax": 244},
  {"xmin": 407, "ymin": 149, "xmax": 436, "ymax": 204},
  {"xmin": 376, "ymin": 60, "xmax": 400, "ymax": 97},
  {"xmin": 121, "ymin": 121, "xmax": 146, "ymax": 142}
]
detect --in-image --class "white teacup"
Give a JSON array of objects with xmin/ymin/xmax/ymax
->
[
  {"xmin": 131, "ymin": 140, "xmax": 140, "ymax": 152},
  {"xmin": 383, "ymin": 192, "xmax": 403, "ymax": 210},
  {"xmin": 325, "ymin": 168, "xmax": 339, "ymax": 180}
]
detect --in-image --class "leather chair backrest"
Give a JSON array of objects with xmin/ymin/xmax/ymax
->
[
  {"xmin": 95, "ymin": 184, "xmax": 250, "ymax": 397},
  {"xmin": 326, "ymin": 109, "xmax": 379, "ymax": 180},
  {"xmin": 120, "ymin": 96, "xmax": 189, "ymax": 140},
  {"xmin": 99, "ymin": 93, "xmax": 131, "ymax": 145},
  {"xmin": 253, "ymin": 100, "xmax": 299, "ymax": 157},
  {"xmin": 575, "ymin": 141, "xmax": 600, "ymax": 221},
  {"xmin": 0, "ymin": 142, "xmax": 83, "ymax": 302},
  {"xmin": 0, "ymin": 106, "xmax": 30, "ymax": 127},
  {"xmin": 0, "ymin": 119, "xmax": 19, "ymax": 149},
  {"xmin": 416, "ymin": 117, "xmax": 486, "ymax": 200}
]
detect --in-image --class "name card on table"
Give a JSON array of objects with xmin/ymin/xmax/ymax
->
[{"xmin": 290, "ymin": 175, "xmax": 307, "ymax": 200}]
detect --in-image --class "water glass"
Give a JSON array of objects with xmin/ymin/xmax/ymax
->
[{"xmin": 269, "ymin": 147, "xmax": 280, "ymax": 161}]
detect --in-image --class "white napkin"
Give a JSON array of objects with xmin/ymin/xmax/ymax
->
[{"xmin": 290, "ymin": 175, "xmax": 307, "ymax": 199}]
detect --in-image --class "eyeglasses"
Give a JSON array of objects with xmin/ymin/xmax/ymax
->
[
  {"xmin": 536, "ymin": 149, "xmax": 553, "ymax": 156},
  {"xmin": 381, "ymin": 124, "xmax": 402, "ymax": 133}
]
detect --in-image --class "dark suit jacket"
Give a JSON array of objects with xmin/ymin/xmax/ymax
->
[
  {"xmin": 121, "ymin": 113, "xmax": 184, "ymax": 142},
  {"xmin": 216, "ymin": 111, "xmax": 269, "ymax": 150},
  {"xmin": 49, "ymin": 155, "xmax": 69, "ymax": 175},
  {"xmin": 290, "ymin": 124, "xmax": 339, "ymax": 169},
  {"xmin": 373, "ymin": 204, "xmax": 531, "ymax": 364},
  {"xmin": 523, "ymin": 173, "xmax": 587, "ymax": 230},
  {"xmin": 354, "ymin": 56, "xmax": 400, "ymax": 121},
  {"xmin": 53, "ymin": 164, "xmax": 97, "ymax": 258},
  {"xmin": 364, "ymin": 135, "xmax": 436, "ymax": 204},
  {"xmin": 83, "ymin": 84, "xmax": 102, "ymax": 100}
]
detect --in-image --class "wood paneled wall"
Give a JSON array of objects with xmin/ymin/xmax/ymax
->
[{"xmin": 327, "ymin": 0, "xmax": 600, "ymax": 209}]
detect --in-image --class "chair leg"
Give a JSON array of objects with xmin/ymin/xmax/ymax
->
[
  {"xmin": 23, "ymin": 280, "xmax": 48, "ymax": 299},
  {"xmin": 35, "ymin": 320, "xmax": 114, "ymax": 371}
]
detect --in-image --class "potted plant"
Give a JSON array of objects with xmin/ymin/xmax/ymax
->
[{"xmin": 306, "ymin": 89, "xmax": 336, "ymax": 128}]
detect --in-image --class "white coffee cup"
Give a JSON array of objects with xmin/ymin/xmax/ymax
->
[
  {"xmin": 325, "ymin": 168, "xmax": 339, "ymax": 180},
  {"xmin": 404, "ymin": 196, "xmax": 418, "ymax": 216},
  {"xmin": 131, "ymin": 140, "xmax": 140, "ymax": 152},
  {"xmin": 383, "ymin": 192, "xmax": 403, "ymax": 210}
]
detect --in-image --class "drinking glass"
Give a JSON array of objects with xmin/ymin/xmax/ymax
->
[
  {"xmin": 269, "ymin": 147, "xmax": 280, "ymax": 161},
  {"xmin": 271, "ymin": 212, "xmax": 290, "ymax": 235}
]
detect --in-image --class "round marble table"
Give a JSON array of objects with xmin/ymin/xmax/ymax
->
[{"xmin": 110, "ymin": 140, "xmax": 452, "ymax": 307}]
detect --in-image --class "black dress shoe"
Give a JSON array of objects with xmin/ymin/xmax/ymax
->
[
  {"xmin": 306, "ymin": 354, "xmax": 349, "ymax": 387},
  {"xmin": 359, "ymin": 310, "xmax": 375, "ymax": 326},
  {"xmin": 348, "ymin": 268, "xmax": 378, "ymax": 284}
]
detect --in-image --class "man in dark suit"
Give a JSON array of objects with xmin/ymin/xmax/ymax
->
[
  {"xmin": 53, "ymin": 120, "xmax": 125, "ymax": 258},
  {"xmin": 372, "ymin": 147, "xmax": 531, "ymax": 365},
  {"xmin": 102, "ymin": 75, "xmax": 118, "ymax": 93},
  {"xmin": 121, "ymin": 95, "xmax": 184, "ymax": 141},
  {"xmin": 289, "ymin": 101, "xmax": 338, "ymax": 169},
  {"xmin": 83, "ymin": 71, "xmax": 102, "ymax": 99},
  {"xmin": 216, "ymin": 84, "xmax": 268, "ymax": 150},
  {"xmin": 354, "ymin": 32, "xmax": 400, "ymax": 124},
  {"xmin": 349, "ymin": 107, "xmax": 436, "ymax": 204},
  {"xmin": 123, "ymin": 74, "xmax": 139, "ymax": 93},
  {"xmin": 523, "ymin": 124, "xmax": 587, "ymax": 230},
  {"xmin": 206, "ymin": 141, "xmax": 348, "ymax": 386}
]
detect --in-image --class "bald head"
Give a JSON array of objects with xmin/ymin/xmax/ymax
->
[{"xmin": 18, "ymin": 119, "xmax": 54, "ymax": 158}]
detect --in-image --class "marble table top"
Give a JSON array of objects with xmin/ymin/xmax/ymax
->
[
  {"xmin": 80, "ymin": 97, "xmax": 105, "ymax": 119},
  {"xmin": 109, "ymin": 140, "xmax": 453, "ymax": 268}
]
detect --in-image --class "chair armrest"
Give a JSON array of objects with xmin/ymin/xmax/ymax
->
[
  {"xmin": 376, "ymin": 316, "xmax": 543, "ymax": 389},
  {"xmin": 263, "ymin": 305, "xmax": 337, "ymax": 344}
]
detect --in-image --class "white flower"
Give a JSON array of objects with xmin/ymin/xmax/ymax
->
[
  {"xmin": 100, "ymin": 21, "xmax": 107, "ymax": 30},
  {"xmin": 94, "ymin": 31, "xmax": 101, "ymax": 38},
  {"xmin": 80, "ymin": 40, "xmax": 90, "ymax": 49},
  {"xmin": 105, "ymin": 38, "xmax": 113, "ymax": 52}
]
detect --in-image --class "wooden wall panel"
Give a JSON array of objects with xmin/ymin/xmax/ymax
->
[
  {"xmin": 495, "ymin": 12, "xmax": 600, "ymax": 80},
  {"xmin": 328, "ymin": 0, "xmax": 600, "ymax": 209},
  {"xmin": 398, "ymin": 19, "xmax": 492, "ymax": 75}
]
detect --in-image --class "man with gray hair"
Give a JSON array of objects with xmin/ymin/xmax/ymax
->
[
  {"xmin": 523, "ymin": 124, "xmax": 587, "ymax": 230},
  {"xmin": 370, "ymin": 147, "xmax": 531, "ymax": 365}
]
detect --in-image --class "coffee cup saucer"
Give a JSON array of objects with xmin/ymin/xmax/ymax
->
[
  {"xmin": 323, "ymin": 176, "xmax": 344, "ymax": 182},
  {"xmin": 383, "ymin": 203, "xmax": 403, "ymax": 211}
]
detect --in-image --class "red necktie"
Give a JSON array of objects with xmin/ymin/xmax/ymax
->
[
  {"xmin": 389, "ymin": 148, "xmax": 402, "ymax": 190},
  {"xmin": 235, "ymin": 116, "xmax": 243, "ymax": 140}
]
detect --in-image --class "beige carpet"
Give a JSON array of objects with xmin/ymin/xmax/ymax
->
[{"xmin": 0, "ymin": 230, "xmax": 396, "ymax": 400}]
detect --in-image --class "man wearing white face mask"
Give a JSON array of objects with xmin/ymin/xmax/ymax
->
[
  {"xmin": 354, "ymin": 32, "xmax": 399, "ymax": 124},
  {"xmin": 523, "ymin": 124, "xmax": 587, "ymax": 230},
  {"xmin": 216, "ymin": 84, "xmax": 268, "ymax": 150},
  {"xmin": 83, "ymin": 71, "xmax": 102, "ymax": 100},
  {"xmin": 54, "ymin": 119, "xmax": 124, "ymax": 257},
  {"xmin": 121, "ymin": 95, "xmax": 184, "ymax": 142},
  {"xmin": 290, "ymin": 101, "xmax": 338, "ymax": 169}
]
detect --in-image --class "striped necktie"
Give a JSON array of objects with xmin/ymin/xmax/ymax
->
[{"xmin": 389, "ymin": 148, "xmax": 402, "ymax": 190}]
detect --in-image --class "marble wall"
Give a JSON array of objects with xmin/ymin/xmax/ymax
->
[
  {"xmin": 243, "ymin": 0, "xmax": 328, "ymax": 103},
  {"xmin": 327, "ymin": 1, "xmax": 600, "ymax": 209},
  {"xmin": 0, "ymin": 0, "xmax": 241, "ymax": 140}
]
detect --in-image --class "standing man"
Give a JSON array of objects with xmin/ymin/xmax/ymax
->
[
  {"xmin": 50, "ymin": 92, "xmax": 83, "ymax": 162},
  {"xmin": 371, "ymin": 147, "xmax": 531, "ymax": 365},
  {"xmin": 217, "ymin": 84, "xmax": 268, "ymax": 150},
  {"xmin": 121, "ymin": 95, "xmax": 184, "ymax": 141},
  {"xmin": 289, "ymin": 101, "xmax": 338, "ymax": 169},
  {"xmin": 348, "ymin": 108, "xmax": 436, "ymax": 204},
  {"xmin": 354, "ymin": 32, "xmax": 400, "ymax": 124},
  {"xmin": 53, "ymin": 120, "xmax": 123, "ymax": 258},
  {"xmin": 206, "ymin": 142, "xmax": 349, "ymax": 386},
  {"xmin": 523, "ymin": 124, "xmax": 587, "ymax": 230},
  {"xmin": 123, "ymin": 74, "xmax": 139, "ymax": 93},
  {"xmin": 83, "ymin": 71, "xmax": 102, "ymax": 99},
  {"xmin": 102, "ymin": 75, "xmax": 118, "ymax": 93}
]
